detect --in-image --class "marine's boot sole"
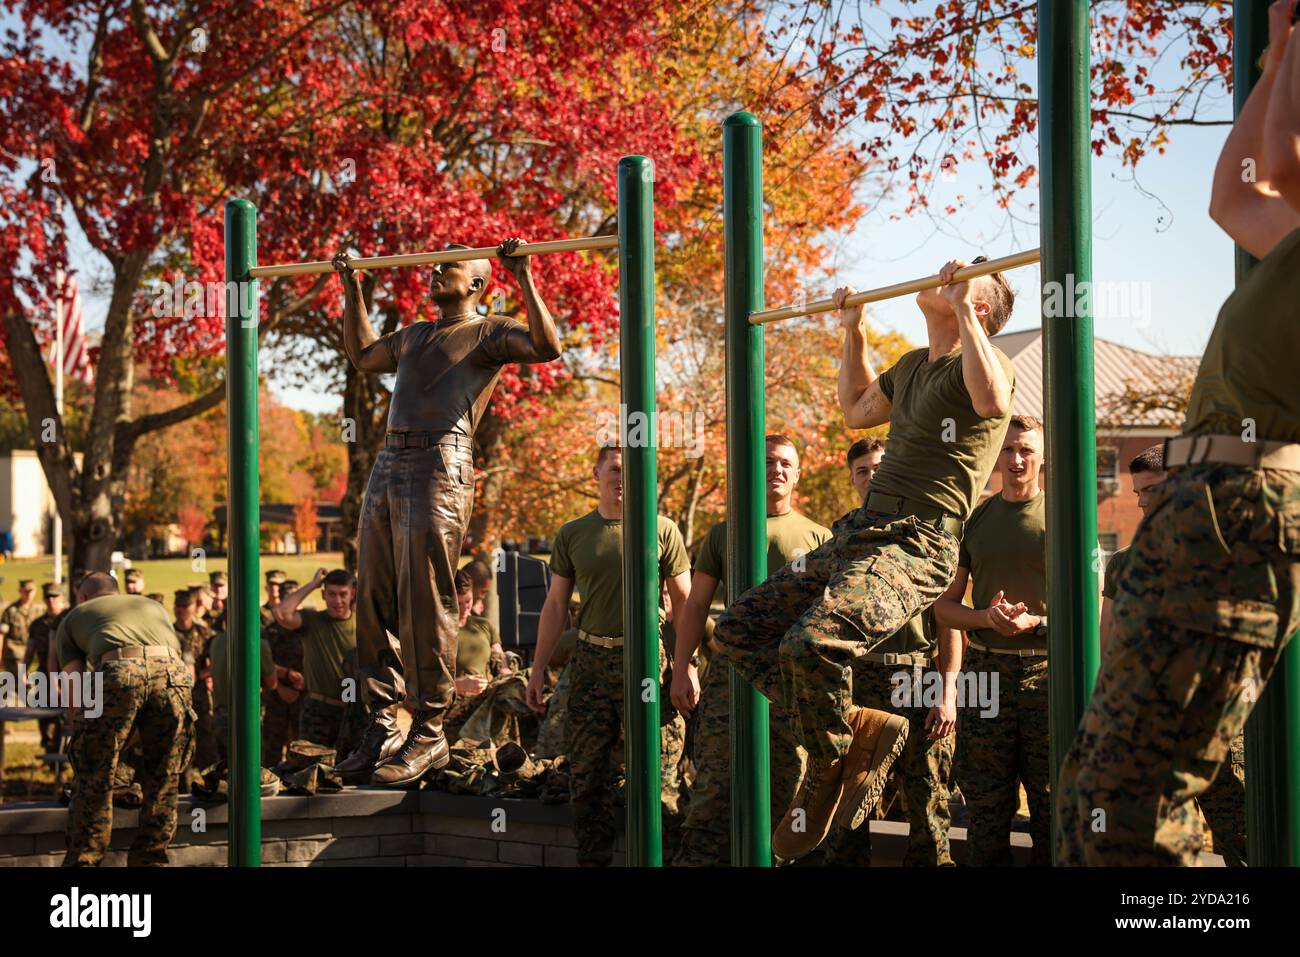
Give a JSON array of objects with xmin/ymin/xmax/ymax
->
[{"xmin": 835, "ymin": 713, "xmax": 909, "ymax": 831}]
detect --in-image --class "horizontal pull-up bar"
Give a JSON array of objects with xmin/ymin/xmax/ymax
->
[
  {"xmin": 248, "ymin": 234, "xmax": 620, "ymax": 279},
  {"xmin": 749, "ymin": 248, "xmax": 1041, "ymax": 325}
]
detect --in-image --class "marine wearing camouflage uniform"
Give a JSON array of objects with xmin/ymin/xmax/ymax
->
[
  {"xmin": 715, "ymin": 347, "xmax": 1015, "ymax": 781},
  {"xmin": 552, "ymin": 510, "xmax": 690, "ymax": 866},
  {"xmin": 675, "ymin": 514, "xmax": 830, "ymax": 867},
  {"xmin": 1, "ymin": 583, "xmax": 41, "ymax": 695},
  {"xmin": 949, "ymin": 489, "xmax": 1051, "ymax": 867},
  {"xmin": 173, "ymin": 595, "xmax": 216, "ymax": 771},
  {"xmin": 57, "ymin": 593, "xmax": 194, "ymax": 866},
  {"xmin": 1057, "ymin": 226, "xmax": 1300, "ymax": 865},
  {"xmin": 1103, "ymin": 546, "xmax": 1247, "ymax": 866},
  {"xmin": 823, "ymin": 613, "xmax": 956, "ymax": 867},
  {"xmin": 262, "ymin": 602, "xmax": 303, "ymax": 766}
]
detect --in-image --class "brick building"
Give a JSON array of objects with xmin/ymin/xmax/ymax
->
[{"xmin": 988, "ymin": 329, "xmax": 1200, "ymax": 553}]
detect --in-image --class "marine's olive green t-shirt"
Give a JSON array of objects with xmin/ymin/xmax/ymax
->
[
  {"xmin": 456, "ymin": 615, "xmax": 496, "ymax": 678},
  {"xmin": 1102, "ymin": 545, "xmax": 1130, "ymax": 601},
  {"xmin": 870, "ymin": 347, "xmax": 1016, "ymax": 520},
  {"xmin": 694, "ymin": 511, "xmax": 833, "ymax": 590},
  {"xmin": 55, "ymin": 594, "xmax": 182, "ymax": 669},
  {"xmin": 1184, "ymin": 226, "xmax": 1300, "ymax": 444},
  {"xmin": 209, "ymin": 631, "xmax": 275, "ymax": 712},
  {"xmin": 959, "ymin": 491, "xmax": 1048, "ymax": 651},
  {"xmin": 296, "ymin": 609, "xmax": 357, "ymax": 698},
  {"xmin": 549, "ymin": 510, "xmax": 690, "ymax": 638}
]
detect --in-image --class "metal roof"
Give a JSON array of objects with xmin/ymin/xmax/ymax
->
[{"xmin": 991, "ymin": 328, "xmax": 1200, "ymax": 429}]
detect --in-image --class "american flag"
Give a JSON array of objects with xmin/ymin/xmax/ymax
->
[{"xmin": 53, "ymin": 269, "xmax": 93, "ymax": 387}]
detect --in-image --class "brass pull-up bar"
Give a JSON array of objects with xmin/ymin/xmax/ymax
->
[
  {"xmin": 749, "ymin": 248, "xmax": 1041, "ymax": 325},
  {"xmin": 248, "ymin": 234, "xmax": 620, "ymax": 279}
]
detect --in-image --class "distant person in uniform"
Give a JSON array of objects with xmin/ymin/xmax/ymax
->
[
  {"xmin": 527, "ymin": 444, "xmax": 692, "ymax": 866},
  {"xmin": 672, "ymin": 434, "xmax": 831, "ymax": 867},
  {"xmin": 208, "ymin": 627, "xmax": 277, "ymax": 766},
  {"xmin": 934, "ymin": 414, "xmax": 1050, "ymax": 866},
  {"xmin": 56, "ymin": 572, "xmax": 193, "ymax": 866},
  {"xmin": 274, "ymin": 569, "xmax": 358, "ymax": 757},
  {"xmin": 173, "ymin": 589, "xmax": 216, "ymax": 771},
  {"xmin": 124, "ymin": 569, "xmax": 145, "ymax": 596},
  {"xmin": 1, "ymin": 578, "xmax": 41, "ymax": 701},
  {"xmin": 208, "ymin": 571, "xmax": 228, "ymax": 631},
  {"xmin": 260, "ymin": 569, "xmax": 304, "ymax": 767},
  {"xmin": 26, "ymin": 583, "xmax": 69, "ymax": 752},
  {"xmin": 847, "ymin": 436, "xmax": 886, "ymax": 505}
]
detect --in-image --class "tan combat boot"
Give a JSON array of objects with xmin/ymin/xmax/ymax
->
[
  {"xmin": 834, "ymin": 706, "xmax": 909, "ymax": 831},
  {"xmin": 771, "ymin": 754, "xmax": 846, "ymax": 862}
]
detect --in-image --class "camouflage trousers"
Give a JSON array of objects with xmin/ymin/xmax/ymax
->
[
  {"xmin": 565, "ymin": 639, "xmax": 685, "ymax": 866},
  {"xmin": 714, "ymin": 511, "xmax": 959, "ymax": 761},
  {"xmin": 262, "ymin": 691, "xmax": 301, "ymax": 767},
  {"xmin": 1058, "ymin": 464, "xmax": 1300, "ymax": 866},
  {"xmin": 65, "ymin": 659, "xmax": 195, "ymax": 866},
  {"xmin": 534, "ymin": 661, "xmax": 574, "ymax": 760},
  {"xmin": 955, "ymin": 649, "xmax": 1049, "ymax": 867},
  {"xmin": 823, "ymin": 660, "xmax": 955, "ymax": 866},
  {"xmin": 1198, "ymin": 731, "xmax": 1246, "ymax": 867},
  {"xmin": 299, "ymin": 696, "xmax": 346, "ymax": 754},
  {"xmin": 675, "ymin": 658, "xmax": 805, "ymax": 867}
]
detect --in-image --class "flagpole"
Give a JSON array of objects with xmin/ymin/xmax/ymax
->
[{"xmin": 53, "ymin": 199, "xmax": 64, "ymax": 586}]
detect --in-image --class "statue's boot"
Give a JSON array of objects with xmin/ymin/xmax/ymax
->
[
  {"xmin": 371, "ymin": 710, "xmax": 450, "ymax": 788},
  {"xmin": 334, "ymin": 706, "xmax": 403, "ymax": 783},
  {"xmin": 835, "ymin": 706, "xmax": 910, "ymax": 831}
]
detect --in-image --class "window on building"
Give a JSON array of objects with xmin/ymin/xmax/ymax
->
[
  {"xmin": 1099, "ymin": 531, "xmax": 1120, "ymax": 556},
  {"xmin": 1097, "ymin": 446, "xmax": 1119, "ymax": 481}
]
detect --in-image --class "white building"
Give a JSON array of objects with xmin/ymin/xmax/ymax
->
[{"xmin": 0, "ymin": 451, "xmax": 58, "ymax": 558}]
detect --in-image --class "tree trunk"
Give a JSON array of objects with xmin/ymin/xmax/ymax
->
[{"xmin": 339, "ymin": 361, "xmax": 390, "ymax": 573}]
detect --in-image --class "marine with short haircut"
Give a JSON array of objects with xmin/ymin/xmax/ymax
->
[
  {"xmin": 274, "ymin": 568, "xmax": 359, "ymax": 757},
  {"xmin": 173, "ymin": 589, "xmax": 216, "ymax": 772},
  {"xmin": 713, "ymin": 257, "xmax": 1016, "ymax": 861},
  {"xmin": 56, "ymin": 572, "xmax": 193, "ymax": 866},
  {"xmin": 26, "ymin": 583, "xmax": 68, "ymax": 752},
  {"xmin": 934, "ymin": 414, "xmax": 1050, "ymax": 865},
  {"xmin": 824, "ymin": 437, "xmax": 960, "ymax": 868},
  {"xmin": 333, "ymin": 237, "xmax": 563, "ymax": 786},
  {"xmin": 671, "ymin": 434, "xmax": 831, "ymax": 866},
  {"xmin": 260, "ymin": 569, "xmax": 303, "ymax": 766},
  {"xmin": 1, "ymin": 579, "xmax": 41, "ymax": 700},
  {"xmin": 527, "ymin": 445, "xmax": 692, "ymax": 866},
  {"xmin": 1058, "ymin": 7, "xmax": 1300, "ymax": 864}
]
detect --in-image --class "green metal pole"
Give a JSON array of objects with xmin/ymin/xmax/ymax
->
[
  {"xmin": 1237, "ymin": 0, "xmax": 1300, "ymax": 867},
  {"xmin": 617, "ymin": 155, "xmax": 661, "ymax": 867},
  {"xmin": 1039, "ymin": 1, "xmax": 1098, "ymax": 863},
  {"xmin": 722, "ymin": 112, "xmax": 771, "ymax": 867},
  {"xmin": 224, "ymin": 199, "xmax": 262, "ymax": 867}
]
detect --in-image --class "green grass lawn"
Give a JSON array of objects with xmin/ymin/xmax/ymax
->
[
  {"xmin": 1, "ymin": 732, "xmax": 61, "ymax": 804},
  {"xmin": 0, "ymin": 553, "xmax": 347, "ymax": 609}
]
